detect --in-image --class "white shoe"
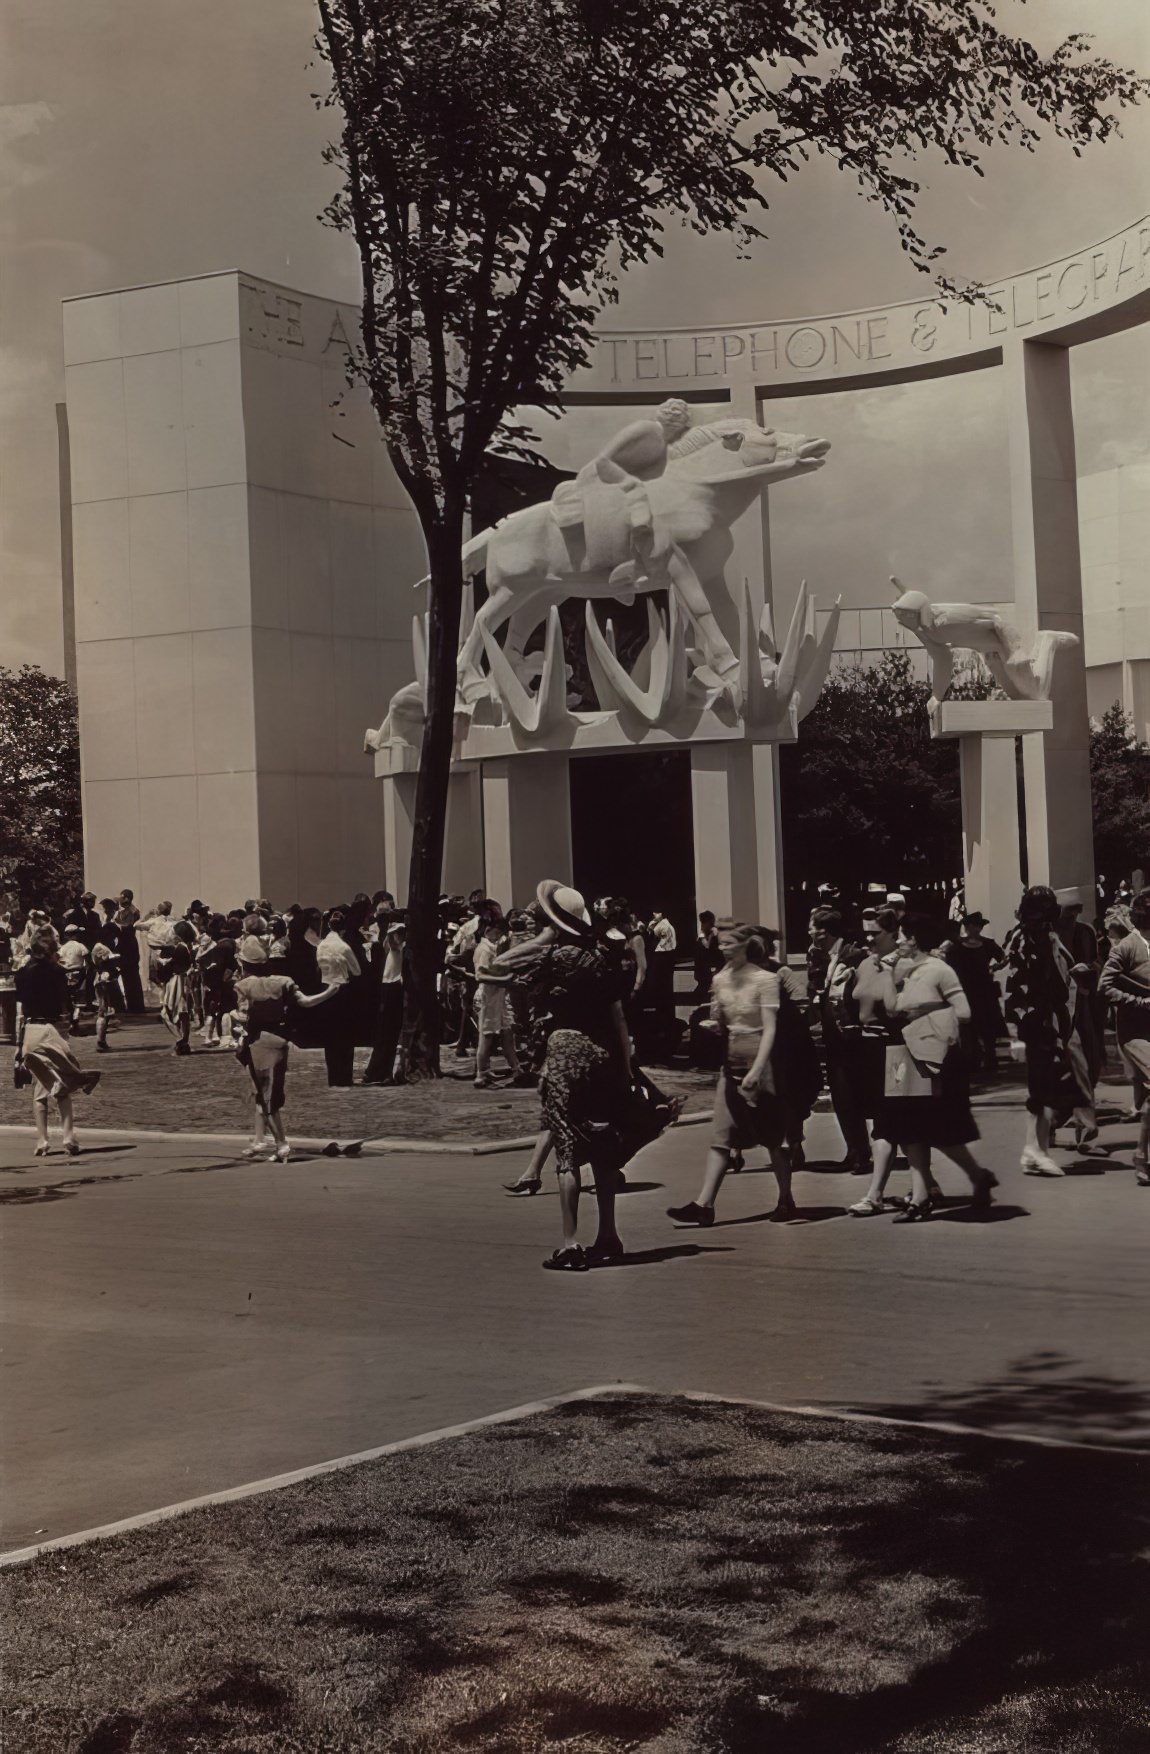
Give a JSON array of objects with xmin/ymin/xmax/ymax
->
[
  {"xmin": 1021, "ymin": 1150, "xmax": 1064, "ymax": 1177},
  {"xmin": 241, "ymin": 1141, "xmax": 272, "ymax": 1159}
]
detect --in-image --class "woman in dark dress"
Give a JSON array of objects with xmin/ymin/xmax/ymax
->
[{"xmin": 499, "ymin": 881, "xmax": 635, "ymax": 1271}]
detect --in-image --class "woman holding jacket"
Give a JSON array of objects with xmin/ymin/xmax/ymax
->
[{"xmin": 869, "ymin": 915, "xmax": 997, "ymax": 1222}]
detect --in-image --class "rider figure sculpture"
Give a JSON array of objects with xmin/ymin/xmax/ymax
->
[{"xmin": 552, "ymin": 397, "xmax": 693, "ymax": 564}]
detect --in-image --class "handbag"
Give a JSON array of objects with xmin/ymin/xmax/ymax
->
[
  {"xmin": 13, "ymin": 1019, "xmax": 31, "ymax": 1089},
  {"xmin": 883, "ymin": 1042, "xmax": 935, "ymax": 1099}
]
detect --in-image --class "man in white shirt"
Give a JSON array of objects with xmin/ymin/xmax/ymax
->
[
  {"xmin": 362, "ymin": 921, "xmax": 405, "ymax": 1085},
  {"xmin": 58, "ymin": 925, "xmax": 89, "ymax": 1029}
]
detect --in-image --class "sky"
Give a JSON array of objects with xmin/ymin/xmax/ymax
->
[{"xmin": 0, "ymin": 0, "xmax": 1147, "ymax": 671}]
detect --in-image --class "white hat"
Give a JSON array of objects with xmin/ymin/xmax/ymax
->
[
  {"xmin": 1054, "ymin": 886, "xmax": 1083, "ymax": 907},
  {"xmin": 536, "ymin": 879, "xmax": 592, "ymax": 937}
]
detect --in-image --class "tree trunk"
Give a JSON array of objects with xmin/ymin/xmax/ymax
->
[{"xmin": 401, "ymin": 502, "xmax": 466, "ymax": 1078}]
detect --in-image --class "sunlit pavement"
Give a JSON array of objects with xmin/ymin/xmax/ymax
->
[{"xmin": 1, "ymin": 1101, "xmax": 1146, "ymax": 1552}]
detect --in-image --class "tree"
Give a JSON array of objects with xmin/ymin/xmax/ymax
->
[
  {"xmin": 315, "ymin": 0, "xmax": 1145, "ymax": 1069},
  {"xmin": 779, "ymin": 651, "xmax": 994, "ymax": 926},
  {"xmin": 1089, "ymin": 703, "xmax": 1150, "ymax": 887},
  {"xmin": 0, "ymin": 666, "xmax": 83, "ymax": 914}
]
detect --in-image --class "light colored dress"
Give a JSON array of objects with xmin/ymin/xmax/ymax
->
[{"xmin": 473, "ymin": 937, "xmax": 508, "ymax": 1034}]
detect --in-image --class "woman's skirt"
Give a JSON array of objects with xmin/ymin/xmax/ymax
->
[
  {"xmin": 711, "ymin": 1064, "xmax": 785, "ymax": 1151},
  {"xmin": 540, "ymin": 1028, "xmax": 627, "ymax": 1173},
  {"xmin": 160, "ymin": 973, "xmax": 188, "ymax": 1033},
  {"xmin": 22, "ymin": 1023, "xmax": 100, "ymax": 1098},
  {"xmin": 872, "ymin": 1046, "xmax": 978, "ymax": 1147},
  {"xmin": 240, "ymin": 1030, "xmax": 290, "ymax": 1115}
]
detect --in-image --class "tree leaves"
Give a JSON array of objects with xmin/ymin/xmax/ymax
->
[
  {"xmin": 1089, "ymin": 703, "xmax": 1150, "ymax": 885},
  {"xmin": 0, "ymin": 666, "xmax": 83, "ymax": 912},
  {"xmin": 316, "ymin": 0, "xmax": 1147, "ymax": 508}
]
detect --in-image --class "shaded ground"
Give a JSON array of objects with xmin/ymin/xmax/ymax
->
[
  {"xmin": 0, "ymin": 1017, "xmax": 711, "ymax": 1142},
  {"xmin": 9, "ymin": 1394, "xmax": 1150, "ymax": 1754}
]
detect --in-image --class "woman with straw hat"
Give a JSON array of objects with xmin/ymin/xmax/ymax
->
[{"xmin": 496, "ymin": 880, "xmax": 636, "ymax": 1271}]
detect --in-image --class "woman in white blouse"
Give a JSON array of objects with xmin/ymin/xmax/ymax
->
[{"xmin": 871, "ymin": 914, "xmax": 997, "ymax": 1222}]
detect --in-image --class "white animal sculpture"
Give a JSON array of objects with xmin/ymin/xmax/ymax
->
[
  {"xmin": 452, "ymin": 417, "xmax": 829, "ymax": 709},
  {"xmin": 889, "ymin": 577, "xmax": 1078, "ymax": 703}
]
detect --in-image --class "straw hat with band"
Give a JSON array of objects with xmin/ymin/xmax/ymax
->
[{"xmin": 536, "ymin": 880, "xmax": 593, "ymax": 938}]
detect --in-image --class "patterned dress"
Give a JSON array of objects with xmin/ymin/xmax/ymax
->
[{"xmin": 504, "ymin": 939, "xmax": 631, "ymax": 1174}]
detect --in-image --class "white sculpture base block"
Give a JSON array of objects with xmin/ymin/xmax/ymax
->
[
  {"xmin": 931, "ymin": 699, "xmax": 1053, "ymax": 939},
  {"xmin": 377, "ymin": 731, "xmax": 785, "ymax": 934}
]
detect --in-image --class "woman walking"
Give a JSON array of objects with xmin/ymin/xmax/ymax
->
[
  {"xmin": 667, "ymin": 922, "xmax": 795, "ymax": 1228},
  {"xmin": 870, "ymin": 915, "xmax": 996, "ymax": 1221},
  {"xmin": 496, "ymin": 881, "xmax": 636, "ymax": 1271},
  {"xmin": 1004, "ymin": 885, "xmax": 1089, "ymax": 1177},
  {"xmin": 233, "ymin": 940, "xmax": 337, "ymax": 1160},
  {"xmin": 14, "ymin": 934, "xmax": 101, "ymax": 1156}
]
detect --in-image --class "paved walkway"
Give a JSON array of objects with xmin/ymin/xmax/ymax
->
[{"xmin": 2, "ymin": 1104, "xmax": 1147, "ymax": 1552}]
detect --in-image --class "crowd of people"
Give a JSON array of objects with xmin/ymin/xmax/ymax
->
[{"xmin": 4, "ymin": 869, "xmax": 1148, "ymax": 1257}]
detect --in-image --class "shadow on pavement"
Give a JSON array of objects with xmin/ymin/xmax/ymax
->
[
  {"xmin": 592, "ymin": 1243, "xmax": 735, "ymax": 1268},
  {"xmin": 867, "ymin": 1350, "xmax": 1150, "ymax": 1448}
]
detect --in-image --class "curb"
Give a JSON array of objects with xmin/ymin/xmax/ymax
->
[
  {"xmin": 0, "ymin": 1113, "xmax": 714, "ymax": 1159},
  {"xmin": 4, "ymin": 1381, "xmax": 1143, "ymax": 1567}
]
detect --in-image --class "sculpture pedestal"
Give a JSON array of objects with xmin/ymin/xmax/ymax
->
[
  {"xmin": 690, "ymin": 743, "xmax": 784, "ymax": 942},
  {"xmin": 481, "ymin": 755, "xmax": 574, "ymax": 906},
  {"xmin": 381, "ymin": 766, "xmax": 484, "ymax": 904},
  {"xmin": 931, "ymin": 699, "xmax": 1052, "ymax": 940}
]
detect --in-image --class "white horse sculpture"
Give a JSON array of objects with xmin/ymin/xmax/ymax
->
[{"xmin": 453, "ymin": 418, "xmax": 829, "ymax": 707}]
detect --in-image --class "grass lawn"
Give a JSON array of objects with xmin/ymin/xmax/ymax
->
[
  {"xmin": 0, "ymin": 1017, "xmax": 711, "ymax": 1143},
  {"xmin": 8, "ymin": 1394, "xmax": 1150, "ymax": 1753}
]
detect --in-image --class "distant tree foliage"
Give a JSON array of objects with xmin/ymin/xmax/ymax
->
[
  {"xmin": 0, "ymin": 666, "xmax": 83, "ymax": 913},
  {"xmin": 780, "ymin": 650, "xmax": 994, "ymax": 897},
  {"xmin": 1089, "ymin": 702, "xmax": 1150, "ymax": 888}
]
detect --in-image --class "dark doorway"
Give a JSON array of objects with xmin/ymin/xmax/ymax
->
[{"xmin": 570, "ymin": 750, "xmax": 695, "ymax": 944}]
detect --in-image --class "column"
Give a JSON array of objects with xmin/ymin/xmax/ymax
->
[
  {"xmin": 1006, "ymin": 338, "xmax": 1095, "ymax": 908},
  {"xmin": 481, "ymin": 754, "xmax": 573, "ymax": 908},
  {"xmin": 381, "ymin": 773, "xmax": 416, "ymax": 903},
  {"xmin": 691, "ymin": 742, "xmax": 785, "ymax": 935},
  {"xmin": 958, "ymin": 733, "xmax": 1023, "ymax": 943}
]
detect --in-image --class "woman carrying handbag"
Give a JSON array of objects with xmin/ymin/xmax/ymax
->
[{"xmin": 871, "ymin": 915, "xmax": 997, "ymax": 1222}]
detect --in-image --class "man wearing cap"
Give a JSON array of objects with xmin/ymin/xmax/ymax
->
[
  {"xmin": 944, "ymin": 912, "xmax": 1005, "ymax": 1076},
  {"xmin": 809, "ymin": 907, "xmax": 871, "ymax": 1173}
]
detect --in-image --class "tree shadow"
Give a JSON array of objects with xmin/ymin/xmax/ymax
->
[{"xmin": 865, "ymin": 1351, "xmax": 1150, "ymax": 1448}]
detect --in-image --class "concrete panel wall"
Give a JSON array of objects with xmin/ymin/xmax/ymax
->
[{"xmin": 67, "ymin": 271, "xmax": 424, "ymax": 911}]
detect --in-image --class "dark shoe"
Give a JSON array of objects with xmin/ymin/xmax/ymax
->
[
  {"xmin": 891, "ymin": 1201, "xmax": 932, "ymax": 1224},
  {"xmin": 511, "ymin": 1072, "xmax": 537, "ymax": 1088},
  {"xmin": 95, "ymin": 1041, "xmax": 110, "ymax": 1053},
  {"xmin": 968, "ymin": 1172, "xmax": 999, "ymax": 1212},
  {"xmin": 585, "ymin": 1238, "xmax": 625, "ymax": 1266},
  {"xmin": 542, "ymin": 1245, "xmax": 588, "ymax": 1272},
  {"xmin": 729, "ymin": 1150, "xmax": 745, "ymax": 1174},
  {"xmin": 769, "ymin": 1199, "xmax": 798, "ymax": 1222},
  {"xmin": 504, "ymin": 1178, "xmax": 542, "ymax": 1196},
  {"xmin": 174, "ymin": 1041, "xmax": 191, "ymax": 1056},
  {"xmin": 666, "ymin": 1201, "xmax": 714, "ymax": 1227}
]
